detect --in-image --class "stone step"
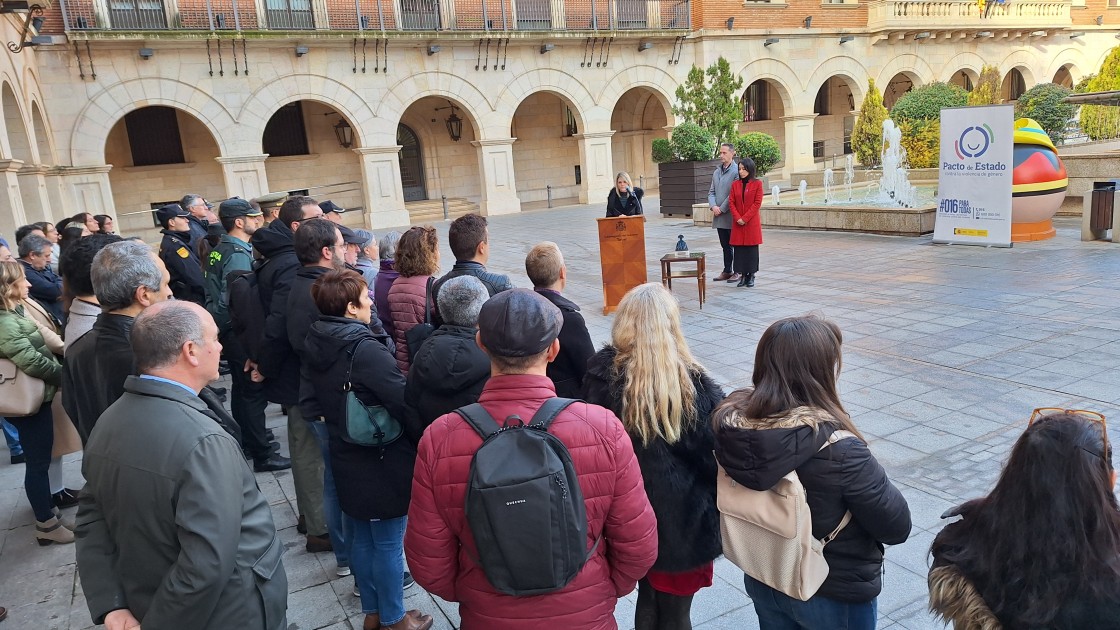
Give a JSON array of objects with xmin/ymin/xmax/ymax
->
[{"xmin": 406, "ymin": 198, "xmax": 479, "ymax": 223}]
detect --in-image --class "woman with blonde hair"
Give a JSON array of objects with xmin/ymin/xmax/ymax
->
[
  {"xmin": 606, "ymin": 171, "xmax": 644, "ymax": 217},
  {"xmin": 714, "ymin": 315, "xmax": 911, "ymax": 629},
  {"xmin": 0, "ymin": 261, "xmax": 71, "ymax": 546},
  {"xmin": 582, "ymin": 282, "xmax": 724, "ymax": 630},
  {"xmin": 386, "ymin": 226, "xmax": 440, "ymax": 374}
]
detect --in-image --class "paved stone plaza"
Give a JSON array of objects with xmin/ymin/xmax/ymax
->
[{"xmin": 1, "ymin": 199, "xmax": 1118, "ymax": 629}]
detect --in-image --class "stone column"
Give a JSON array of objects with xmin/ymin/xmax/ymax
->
[
  {"xmin": 18, "ymin": 164, "xmax": 52, "ymax": 223},
  {"xmin": 0, "ymin": 159, "xmax": 26, "ymax": 238},
  {"xmin": 217, "ymin": 154, "xmax": 270, "ymax": 200},
  {"xmin": 51, "ymin": 165, "xmax": 117, "ymax": 224},
  {"xmin": 781, "ymin": 113, "xmax": 819, "ymax": 179},
  {"xmin": 355, "ymin": 146, "xmax": 410, "ymax": 229},
  {"xmin": 574, "ymin": 131, "xmax": 616, "ymax": 204},
  {"xmin": 472, "ymin": 138, "xmax": 522, "ymax": 216}
]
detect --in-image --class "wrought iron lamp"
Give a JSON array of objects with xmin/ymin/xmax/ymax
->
[
  {"xmin": 334, "ymin": 119, "xmax": 353, "ymax": 148},
  {"xmin": 7, "ymin": 4, "xmax": 43, "ymax": 53},
  {"xmin": 435, "ymin": 100, "xmax": 463, "ymax": 141}
]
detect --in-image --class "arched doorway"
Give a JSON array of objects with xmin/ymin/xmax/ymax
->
[
  {"xmin": 1053, "ymin": 65, "xmax": 1075, "ymax": 89},
  {"xmin": 883, "ymin": 73, "xmax": 918, "ymax": 109},
  {"xmin": 811, "ymin": 76, "xmax": 861, "ymax": 163},
  {"xmin": 1001, "ymin": 68, "xmax": 1028, "ymax": 102},
  {"xmin": 739, "ymin": 79, "xmax": 788, "ymax": 172},
  {"xmin": 950, "ymin": 69, "xmax": 977, "ymax": 92},
  {"xmin": 511, "ymin": 91, "xmax": 584, "ymax": 207},
  {"xmin": 610, "ymin": 87, "xmax": 670, "ymax": 192},
  {"xmin": 104, "ymin": 105, "xmax": 225, "ymax": 240},
  {"xmin": 262, "ymin": 99, "xmax": 364, "ymax": 226},
  {"xmin": 2, "ymin": 83, "xmax": 45, "ymax": 223},
  {"xmin": 397, "ymin": 124, "xmax": 426, "ymax": 202}
]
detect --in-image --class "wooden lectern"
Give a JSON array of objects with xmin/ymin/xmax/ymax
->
[{"xmin": 597, "ymin": 215, "xmax": 647, "ymax": 314}]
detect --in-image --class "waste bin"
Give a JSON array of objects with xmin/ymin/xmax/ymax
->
[{"xmin": 1090, "ymin": 181, "xmax": 1117, "ymax": 231}]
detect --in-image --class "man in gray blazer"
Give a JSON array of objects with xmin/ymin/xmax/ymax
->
[
  {"xmin": 707, "ymin": 142, "xmax": 740, "ymax": 283},
  {"xmin": 75, "ymin": 300, "xmax": 287, "ymax": 630}
]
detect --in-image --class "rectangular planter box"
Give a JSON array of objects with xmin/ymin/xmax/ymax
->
[{"xmin": 659, "ymin": 159, "xmax": 720, "ymax": 217}]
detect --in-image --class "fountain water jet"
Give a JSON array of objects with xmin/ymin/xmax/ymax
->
[
  {"xmin": 799, "ymin": 180, "xmax": 808, "ymax": 205},
  {"xmin": 878, "ymin": 119, "xmax": 917, "ymax": 208},
  {"xmin": 823, "ymin": 169, "xmax": 835, "ymax": 205},
  {"xmin": 772, "ymin": 185, "xmax": 781, "ymax": 206}
]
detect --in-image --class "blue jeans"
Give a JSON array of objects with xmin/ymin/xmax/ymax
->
[
  {"xmin": 7, "ymin": 404, "xmax": 54, "ymax": 521},
  {"xmin": 2, "ymin": 418, "xmax": 22, "ymax": 456},
  {"xmin": 346, "ymin": 514, "xmax": 407, "ymax": 624},
  {"xmin": 307, "ymin": 420, "xmax": 350, "ymax": 568},
  {"xmin": 743, "ymin": 574, "xmax": 877, "ymax": 630}
]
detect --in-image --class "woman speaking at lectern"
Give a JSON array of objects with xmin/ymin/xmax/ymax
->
[{"xmin": 606, "ymin": 171, "xmax": 644, "ymax": 217}]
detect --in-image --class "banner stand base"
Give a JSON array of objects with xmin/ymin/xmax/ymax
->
[{"xmin": 932, "ymin": 240, "xmax": 1013, "ymax": 248}]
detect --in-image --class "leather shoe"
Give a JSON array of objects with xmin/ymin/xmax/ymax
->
[
  {"xmin": 254, "ymin": 454, "xmax": 292, "ymax": 472},
  {"xmin": 306, "ymin": 533, "xmax": 333, "ymax": 553},
  {"xmin": 736, "ymin": 276, "xmax": 748, "ymax": 288},
  {"xmin": 726, "ymin": 273, "xmax": 742, "ymax": 283},
  {"xmin": 52, "ymin": 488, "xmax": 80, "ymax": 509},
  {"xmin": 384, "ymin": 611, "xmax": 433, "ymax": 630},
  {"xmin": 10, "ymin": 453, "xmax": 24, "ymax": 465},
  {"xmin": 746, "ymin": 274, "xmax": 756, "ymax": 287},
  {"xmin": 0, "ymin": 605, "xmax": 8, "ymax": 621},
  {"xmin": 714, "ymin": 271, "xmax": 732, "ymax": 281}
]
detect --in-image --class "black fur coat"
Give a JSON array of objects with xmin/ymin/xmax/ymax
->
[{"xmin": 582, "ymin": 347, "xmax": 725, "ymax": 572}]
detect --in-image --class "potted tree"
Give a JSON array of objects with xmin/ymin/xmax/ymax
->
[{"xmin": 652, "ymin": 57, "xmax": 743, "ymax": 217}]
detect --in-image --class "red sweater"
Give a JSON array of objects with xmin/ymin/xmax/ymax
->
[
  {"xmin": 729, "ymin": 178, "xmax": 764, "ymax": 246},
  {"xmin": 405, "ymin": 374, "xmax": 658, "ymax": 629}
]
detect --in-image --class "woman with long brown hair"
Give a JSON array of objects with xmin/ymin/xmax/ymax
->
[
  {"xmin": 929, "ymin": 409, "xmax": 1120, "ymax": 628},
  {"xmin": 714, "ymin": 315, "xmax": 910, "ymax": 629},
  {"xmin": 386, "ymin": 226, "xmax": 440, "ymax": 374},
  {"xmin": 583, "ymin": 283, "xmax": 724, "ymax": 630},
  {"xmin": 0, "ymin": 261, "xmax": 71, "ymax": 545}
]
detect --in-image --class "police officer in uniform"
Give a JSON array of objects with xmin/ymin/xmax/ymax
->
[
  {"xmin": 204, "ymin": 198, "xmax": 291, "ymax": 472},
  {"xmin": 156, "ymin": 203, "xmax": 206, "ymax": 305}
]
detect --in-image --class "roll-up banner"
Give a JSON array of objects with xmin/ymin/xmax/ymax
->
[{"xmin": 934, "ymin": 105, "xmax": 1014, "ymax": 247}]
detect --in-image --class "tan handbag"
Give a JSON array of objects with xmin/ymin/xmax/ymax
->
[
  {"xmin": 0, "ymin": 358, "xmax": 47, "ymax": 417},
  {"xmin": 717, "ymin": 429, "xmax": 855, "ymax": 601}
]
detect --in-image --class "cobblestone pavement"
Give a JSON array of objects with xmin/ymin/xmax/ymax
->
[{"xmin": 2, "ymin": 198, "xmax": 1118, "ymax": 629}]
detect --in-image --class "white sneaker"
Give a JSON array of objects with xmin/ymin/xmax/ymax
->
[
  {"xmin": 337, "ymin": 565, "xmax": 351, "ymax": 577},
  {"xmin": 353, "ymin": 580, "xmax": 360, "ymax": 597}
]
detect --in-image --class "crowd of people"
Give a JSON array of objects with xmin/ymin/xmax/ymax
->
[{"xmin": 0, "ymin": 197, "xmax": 1115, "ymax": 630}]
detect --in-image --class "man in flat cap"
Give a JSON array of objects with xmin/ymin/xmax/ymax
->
[{"xmin": 405, "ymin": 289, "xmax": 657, "ymax": 629}]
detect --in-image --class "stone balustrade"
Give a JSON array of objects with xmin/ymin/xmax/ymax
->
[{"xmin": 867, "ymin": 0, "xmax": 1071, "ymax": 31}]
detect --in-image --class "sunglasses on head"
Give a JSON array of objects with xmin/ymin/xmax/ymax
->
[{"xmin": 1029, "ymin": 407, "xmax": 1110, "ymax": 461}]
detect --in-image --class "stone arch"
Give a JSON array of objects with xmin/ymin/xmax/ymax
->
[
  {"xmin": 597, "ymin": 66, "xmax": 678, "ymax": 127},
  {"xmin": 737, "ymin": 58, "xmax": 798, "ymax": 112},
  {"xmin": 939, "ymin": 51, "xmax": 987, "ymax": 84},
  {"xmin": 240, "ymin": 75, "xmax": 377, "ymax": 153},
  {"xmin": 609, "ymin": 86, "xmax": 672, "ymax": 193},
  {"xmin": 997, "ymin": 51, "xmax": 1038, "ymax": 87},
  {"xmin": 1044, "ymin": 48, "xmax": 1086, "ymax": 87},
  {"xmin": 804, "ymin": 56, "xmax": 869, "ymax": 108},
  {"xmin": 398, "ymin": 95, "xmax": 484, "ymax": 206},
  {"xmin": 376, "ymin": 71, "xmax": 494, "ymax": 139},
  {"xmin": 875, "ymin": 54, "xmax": 935, "ymax": 93},
  {"xmin": 496, "ymin": 69, "xmax": 597, "ymax": 131},
  {"xmin": 70, "ymin": 78, "xmax": 236, "ymax": 166},
  {"xmin": 1000, "ymin": 66, "xmax": 1030, "ymax": 101},
  {"xmin": 29, "ymin": 101, "xmax": 55, "ymax": 165},
  {"xmin": 2, "ymin": 81, "xmax": 34, "ymax": 164}
]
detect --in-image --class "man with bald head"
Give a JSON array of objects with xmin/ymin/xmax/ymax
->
[{"xmin": 76, "ymin": 301, "xmax": 287, "ymax": 630}]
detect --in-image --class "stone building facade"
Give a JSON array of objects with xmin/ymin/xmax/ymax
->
[{"xmin": 0, "ymin": 0, "xmax": 1111, "ymax": 239}]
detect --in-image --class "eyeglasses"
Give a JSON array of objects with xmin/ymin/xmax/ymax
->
[{"xmin": 1029, "ymin": 407, "xmax": 1110, "ymax": 460}]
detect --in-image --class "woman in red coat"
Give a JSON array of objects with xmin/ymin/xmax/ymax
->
[{"xmin": 728, "ymin": 157, "xmax": 764, "ymax": 288}]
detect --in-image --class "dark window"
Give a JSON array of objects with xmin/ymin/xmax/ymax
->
[
  {"xmin": 125, "ymin": 107, "xmax": 184, "ymax": 166},
  {"xmin": 813, "ymin": 140, "xmax": 825, "ymax": 159},
  {"xmin": 1008, "ymin": 70, "xmax": 1026, "ymax": 101},
  {"xmin": 742, "ymin": 81, "xmax": 770, "ymax": 122},
  {"xmin": 565, "ymin": 107, "xmax": 579, "ymax": 137},
  {"xmin": 263, "ymin": 103, "xmax": 310, "ymax": 157},
  {"xmin": 149, "ymin": 199, "xmax": 179, "ymax": 227},
  {"xmin": 814, "ymin": 80, "xmax": 831, "ymax": 116}
]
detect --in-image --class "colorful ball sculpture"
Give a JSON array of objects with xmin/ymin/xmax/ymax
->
[{"xmin": 1011, "ymin": 118, "xmax": 1068, "ymax": 242}]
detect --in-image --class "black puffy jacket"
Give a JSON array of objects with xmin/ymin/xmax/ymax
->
[
  {"xmin": 251, "ymin": 221, "xmax": 301, "ymax": 406},
  {"xmin": 404, "ymin": 324, "xmax": 490, "ymax": 429},
  {"xmin": 715, "ymin": 404, "xmax": 912, "ymax": 603},
  {"xmin": 582, "ymin": 347, "xmax": 725, "ymax": 572}
]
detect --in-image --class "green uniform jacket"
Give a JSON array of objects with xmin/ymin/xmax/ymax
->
[
  {"xmin": 0, "ymin": 306, "xmax": 62, "ymax": 404},
  {"xmin": 204, "ymin": 234, "xmax": 253, "ymax": 336}
]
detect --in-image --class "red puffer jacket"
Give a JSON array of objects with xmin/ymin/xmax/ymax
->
[
  {"xmin": 405, "ymin": 375, "xmax": 659, "ymax": 630},
  {"xmin": 386, "ymin": 274, "xmax": 433, "ymax": 374}
]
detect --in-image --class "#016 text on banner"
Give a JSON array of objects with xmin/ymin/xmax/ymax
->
[{"xmin": 934, "ymin": 105, "xmax": 1014, "ymax": 247}]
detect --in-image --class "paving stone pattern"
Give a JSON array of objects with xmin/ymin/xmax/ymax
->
[{"xmin": 2, "ymin": 199, "xmax": 1118, "ymax": 629}]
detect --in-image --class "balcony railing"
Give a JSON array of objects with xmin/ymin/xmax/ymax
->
[
  {"xmin": 59, "ymin": 0, "xmax": 690, "ymax": 31},
  {"xmin": 867, "ymin": 0, "xmax": 1070, "ymax": 30}
]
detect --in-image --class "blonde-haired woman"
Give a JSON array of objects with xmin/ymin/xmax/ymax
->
[
  {"xmin": 582, "ymin": 282, "xmax": 724, "ymax": 630},
  {"xmin": 606, "ymin": 171, "xmax": 644, "ymax": 217},
  {"xmin": 0, "ymin": 261, "xmax": 71, "ymax": 545}
]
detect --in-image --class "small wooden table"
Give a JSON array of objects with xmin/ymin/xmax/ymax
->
[{"xmin": 660, "ymin": 252, "xmax": 706, "ymax": 308}]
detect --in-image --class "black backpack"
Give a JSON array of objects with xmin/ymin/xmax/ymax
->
[{"xmin": 456, "ymin": 398, "xmax": 596, "ymax": 596}]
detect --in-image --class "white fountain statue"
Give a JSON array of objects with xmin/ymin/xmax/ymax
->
[
  {"xmin": 799, "ymin": 180, "xmax": 808, "ymax": 205},
  {"xmin": 822, "ymin": 169, "xmax": 835, "ymax": 205},
  {"xmin": 772, "ymin": 185, "xmax": 781, "ymax": 206},
  {"xmin": 877, "ymin": 119, "xmax": 918, "ymax": 208},
  {"xmin": 844, "ymin": 154, "xmax": 855, "ymax": 202}
]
